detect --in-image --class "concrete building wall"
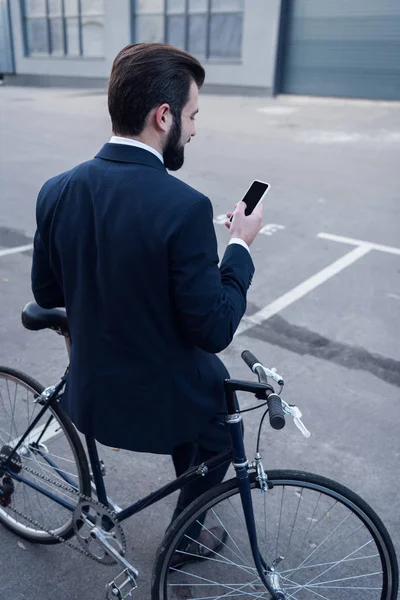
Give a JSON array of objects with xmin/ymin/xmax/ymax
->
[
  {"xmin": 0, "ymin": 0, "xmax": 15, "ymax": 73},
  {"xmin": 9, "ymin": 0, "xmax": 109, "ymax": 81},
  {"xmin": 6, "ymin": 0, "xmax": 281, "ymax": 94},
  {"xmin": 204, "ymin": 0, "xmax": 281, "ymax": 94}
]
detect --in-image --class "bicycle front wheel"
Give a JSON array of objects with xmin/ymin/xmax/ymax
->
[
  {"xmin": 0, "ymin": 367, "xmax": 91, "ymax": 543},
  {"xmin": 152, "ymin": 470, "xmax": 398, "ymax": 600}
]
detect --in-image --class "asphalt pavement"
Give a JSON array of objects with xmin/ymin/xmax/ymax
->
[{"xmin": 0, "ymin": 85, "xmax": 399, "ymax": 599}]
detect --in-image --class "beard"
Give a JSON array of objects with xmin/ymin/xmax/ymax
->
[{"xmin": 163, "ymin": 115, "xmax": 185, "ymax": 171}]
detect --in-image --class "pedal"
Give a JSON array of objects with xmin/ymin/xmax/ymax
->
[{"xmin": 106, "ymin": 569, "xmax": 138, "ymax": 599}]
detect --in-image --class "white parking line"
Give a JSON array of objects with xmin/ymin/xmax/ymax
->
[
  {"xmin": 213, "ymin": 215, "xmax": 286, "ymax": 237},
  {"xmin": 236, "ymin": 231, "xmax": 400, "ymax": 336},
  {"xmin": 10, "ymin": 418, "xmax": 62, "ymax": 448},
  {"xmin": 236, "ymin": 245, "xmax": 371, "ymax": 336},
  {"xmin": 0, "ymin": 244, "xmax": 33, "ymax": 258},
  {"xmin": 318, "ymin": 233, "xmax": 400, "ymax": 256}
]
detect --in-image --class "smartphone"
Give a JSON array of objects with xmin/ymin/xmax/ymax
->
[{"xmin": 230, "ymin": 180, "xmax": 270, "ymax": 220}]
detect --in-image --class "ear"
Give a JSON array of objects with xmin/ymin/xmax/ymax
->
[{"xmin": 154, "ymin": 103, "xmax": 172, "ymax": 133}]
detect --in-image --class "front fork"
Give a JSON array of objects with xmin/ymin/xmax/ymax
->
[{"xmin": 226, "ymin": 413, "xmax": 285, "ymax": 600}]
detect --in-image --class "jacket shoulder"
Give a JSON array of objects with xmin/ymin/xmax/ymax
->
[
  {"xmin": 167, "ymin": 174, "xmax": 204, "ymax": 201},
  {"xmin": 165, "ymin": 174, "xmax": 213, "ymax": 218},
  {"xmin": 36, "ymin": 159, "xmax": 98, "ymax": 213}
]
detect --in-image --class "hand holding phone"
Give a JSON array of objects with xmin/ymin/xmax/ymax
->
[
  {"xmin": 227, "ymin": 201, "xmax": 263, "ymax": 247},
  {"xmin": 241, "ymin": 180, "xmax": 270, "ymax": 215},
  {"xmin": 229, "ymin": 180, "xmax": 270, "ymax": 222}
]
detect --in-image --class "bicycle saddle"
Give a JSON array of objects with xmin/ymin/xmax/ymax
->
[{"xmin": 21, "ymin": 301, "xmax": 69, "ymax": 336}]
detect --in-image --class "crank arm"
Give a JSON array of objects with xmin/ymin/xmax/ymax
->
[{"xmin": 90, "ymin": 526, "xmax": 139, "ymax": 578}]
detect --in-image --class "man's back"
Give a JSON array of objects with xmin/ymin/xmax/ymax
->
[{"xmin": 33, "ymin": 143, "xmax": 255, "ymax": 453}]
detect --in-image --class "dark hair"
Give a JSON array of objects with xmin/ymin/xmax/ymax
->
[{"xmin": 108, "ymin": 43, "xmax": 205, "ymax": 137}]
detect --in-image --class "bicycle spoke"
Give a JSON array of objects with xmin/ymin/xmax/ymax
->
[
  {"xmin": 11, "ymin": 381, "xmax": 19, "ymax": 443},
  {"xmin": 293, "ymin": 511, "xmax": 353, "ymax": 571},
  {"xmin": 168, "ymin": 568, "xmax": 267, "ymax": 599},
  {"xmin": 18, "ymin": 469, "xmax": 77, "ymax": 503},
  {"xmin": 280, "ymin": 553, "xmax": 380, "ymax": 575},
  {"xmin": 0, "ymin": 386, "xmax": 11, "ymax": 422},
  {"xmin": 0, "ymin": 425, "xmax": 10, "ymax": 445},
  {"xmin": 23, "ymin": 449, "xmax": 79, "ymax": 482},
  {"xmin": 202, "ymin": 514, "xmax": 254, "ymax": 569},
  {"xmin": 303, "ymin": 539, "xmax": 376, "ymax": 587},
  {"xmin": 180, "ymin": 533, "xmax": 257, "ymax": 574},
  {"xmin": 298, "ymin": 521, "xmax": 366, "ymax": 573},
  {"xmin": 0, "ymin": 371, "xmax": 89, "ymax": 539},
  {"xmin": 285, "ymin": 486, "xmax": 304, "ymax": 560},
  {"xmin": 225, "ymin": 495, "xmax": 270, "ymax": 565},
  {"xmin": 160, "ymin": 474, "xmax": 393, "ymax": 600},
  {"xmin": 307, "ymin": 570, "xmax": 383, "ymax": 587},
  {"xmin": 299, "ymin": 493, "xmax": 322, "ymax": 555}
]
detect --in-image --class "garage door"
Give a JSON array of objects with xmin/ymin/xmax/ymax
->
[{"xmin": 280, "ymin": 0, "xmax": 400, "ymax": 100}]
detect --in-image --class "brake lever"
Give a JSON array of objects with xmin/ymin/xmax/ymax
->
[
  {"xmin": 252, "ymin": 363, "xmax": 284, "ymax": 386},
  {"xmin": 281, "ymin": 400, "xmax": 311, "ymax": 438}
]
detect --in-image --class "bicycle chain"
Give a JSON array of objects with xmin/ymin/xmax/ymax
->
[{"xmin": 5, "ymin": 462, "xmax": 126, "ymax": 566}]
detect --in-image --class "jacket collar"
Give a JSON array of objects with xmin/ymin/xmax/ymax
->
[{"xmin": 95, "ymin": 143, "xmax": 166, "ymax": 171}]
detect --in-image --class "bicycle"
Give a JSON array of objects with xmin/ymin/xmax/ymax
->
[{"xmin": 0, "ymin": 301, "xmax": 398, "ymax": 599}]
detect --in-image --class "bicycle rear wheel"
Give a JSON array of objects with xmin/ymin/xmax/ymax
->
[
  {"xmin": 152, "ymin": 470, "xmax": 398, "ymax": 599},
  {"xmin": 0, "ymin": 367, "xmax": 91, "ymax": 543}
]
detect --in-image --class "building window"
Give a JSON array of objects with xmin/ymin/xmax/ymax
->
[
  {"xmin": 22, "ymin": 0, "xmax": 105, "ymax": 57},
  {"xmin": 133, "ymin": 0, "xmax": 244, "ymax": 60}
]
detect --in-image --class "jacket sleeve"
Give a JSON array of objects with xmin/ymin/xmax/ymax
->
[
  {"xmin": 170, "ymin": 196, "xmax": 254, "ymax": 353},
  {"xmin": 31, "ymin": 229, "xmax": 65, "ymax": 309}
]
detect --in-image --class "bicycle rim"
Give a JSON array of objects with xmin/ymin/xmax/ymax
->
[
  {"xmin": 153, "ymin": 470, "xmax": 398, "ymax": 599},
  {"xmin": 0, "ymin": 368, "xmax": 90, "ymax": 542}
]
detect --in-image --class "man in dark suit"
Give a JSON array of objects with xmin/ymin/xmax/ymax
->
[{"xmin": 31, "ymin": 43, "xmax": 263, "ymax": 564}]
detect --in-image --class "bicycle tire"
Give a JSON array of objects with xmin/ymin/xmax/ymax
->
[
  {"xmin": 0, "ymin": 366, "xmax": 91, "ymax": 543},
  {"xmin": 152, "ymin": 470, "xmax": 398, "ymax": 600}
]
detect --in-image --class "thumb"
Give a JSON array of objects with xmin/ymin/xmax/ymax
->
[{"xmin": 235, "ymin": 201, "xmax": 246, "ymax": 215}]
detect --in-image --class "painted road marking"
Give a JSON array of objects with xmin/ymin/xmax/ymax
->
[
  {"xmin": 214, "ymin": 215, "xmax": 285, "ymax": 236},
  {"xmin": 10, "ymin": 418, "xmax": 62, "ymax": 449},
  {"xmin": 318, "ymin": 233, "xmax": 400, "ymax": 256},
  {"xmin": 236, "ymin": 245, "xmax": 371, "ymax": 336},
  {"xmin": 237, "ymin": 231, "xmax": 400, "ymax": 337},
  {"xmin": 260, "ymin": 224, "xmax": 285, "ymax": 236},
  {"xmin": 213, "ymin": 215, "xmax": 229, "ymax": 225},
  {"xmin": 0, "ymin": 244, "xmax": 33, "ymax": 258}
]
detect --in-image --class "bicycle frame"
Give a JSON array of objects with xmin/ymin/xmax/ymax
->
[{"xmin": 2, "ymin": 376, "xmax": 282, "ymax": 598}]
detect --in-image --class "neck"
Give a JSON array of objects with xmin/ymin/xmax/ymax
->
[{"xmin": 114, "ymin": 132, "xmax": 163, "ymax": 157}]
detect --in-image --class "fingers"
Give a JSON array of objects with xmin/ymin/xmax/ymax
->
[
  {"xmin": 226, "ymin": 200, "xmax": 263, "ymax": 229},
  {"xmin": 252, "ymin": 201, "xmax": 264, "ymax": 217},
  {"xmin": 227, "ymin": 201, "xmax": 245, "ymax": 222}
]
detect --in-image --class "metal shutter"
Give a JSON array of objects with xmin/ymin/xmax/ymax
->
[{"xmin": 280, "ymin": 0, "xmax": 400, "ymax": 100}]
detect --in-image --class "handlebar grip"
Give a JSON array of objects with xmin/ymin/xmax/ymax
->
[
  {"xmin": 267, "ymin": 394, "xmax": 286, "ymax": 430},
  {"xmin": 241, "ymin": 350, "xmax": 260, "ymax": 371}
]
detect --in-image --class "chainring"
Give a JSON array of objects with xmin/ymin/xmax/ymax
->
[{"xmin": 73, "ymin": 498, "xmax": 126, "ymax": 564}]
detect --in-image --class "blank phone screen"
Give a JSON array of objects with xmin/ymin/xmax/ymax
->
[{"xmin": 242, "ymin": 181, "xmax": 269, "ymax": 215}]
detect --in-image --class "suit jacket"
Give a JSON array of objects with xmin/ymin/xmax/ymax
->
[{"xmin": 32, "ymin": 143, "xmax": 255, "ymax": 454}]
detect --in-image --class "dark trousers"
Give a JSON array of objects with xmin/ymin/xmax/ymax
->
[
  {"xmin": 170, "ymin": 412, "xmax": 233, "ymax": 526},
  {"xmin": 171, "ymin": 443, "xmax": 230, "ymax": 520}
]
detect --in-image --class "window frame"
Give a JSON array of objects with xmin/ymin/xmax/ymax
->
[
  {"xmin": 132, "ymin": 0, "xmax": 244, "ymax": 61},
  {"xmin": 21, "ymin": 0, "xmax": 105, "ymax": 58}
]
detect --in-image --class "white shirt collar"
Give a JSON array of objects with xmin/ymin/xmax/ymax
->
[{"xmin": 109, "ymin": 136, "xmax": 164, "ymax": 164}]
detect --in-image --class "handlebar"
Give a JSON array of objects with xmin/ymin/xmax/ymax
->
[
  {"xmin": 241, "ymin": 350, "xmax": 285, "ymax": 430},
  {"xmin": 241, "ymin": 350, "xmax": 260, "ymax": 371}
]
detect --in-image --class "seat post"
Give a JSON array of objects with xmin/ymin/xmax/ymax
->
[
  {"xmin": 64, "ymin": 335, "xmax": 71, "ymax": 359},
  {"xmin": 85, "ymin": 436, "xmax": 108, "ymax": 507}
]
